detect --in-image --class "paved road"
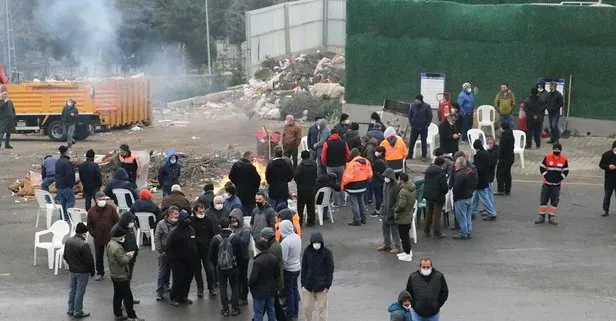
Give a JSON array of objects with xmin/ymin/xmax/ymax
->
[{"xmin": 1, "ymin": 152, "xmax": 616, "ymax": 321}]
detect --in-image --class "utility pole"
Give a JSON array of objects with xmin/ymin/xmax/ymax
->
[
  {"xmin": 205, "ymin": 0, "xmax": 212, "ymax": 74},
  {"xmin": 5, "ymin": 0, "xmax": 17, "ymax": 82}
]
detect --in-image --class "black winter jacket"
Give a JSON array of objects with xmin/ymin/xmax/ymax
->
[
  {"xmin": 499, "ymin": 130, "xmax": 515, "ymax": 161},
  {"xmin": 423, "ymin": 165, "xmax": 448, "ymax": 203},
  {"xmin": 63, "ymin": 234, "xmax": 95, "ymax": 275},
  {"xmin": 78, "ymin": 159, "xmax": 102, "ymax": 195},
  {"xmin": 157, "ymin": 160, "xmax": 181, "ymax": 194},
  {"xmin": 197, "ymin": 191, "xmax": 214, "ymax": 209},
  {"xmin": 61, "ymin": 104, "xmax": 79, "ymax": 125},
  {"xmin": 545, "ymin": 90, "xmax": 564, "ymax": 114},
  {"xmin": 209, "ymin": 228, "xmax": 242, "ymax": 268},
  {"xmin": 438, "ymin": 120, "xmax": 459, "ymax": 154},
  {"xmin": 301, "ymin": 232, "xmax": 334, "ymax": 293},
  {"xmin": 294, "ymin": 159, "xmax": 318, "ymax": 194},
  {"xmin": 314, "ymin": 174, "xmax": 341, "ymax": 194},
  {"xmin": 130, "ymin": 199, "xmax": 161, "ymax": 228},
  {"xmin": 229, "ymin": 158, "xmax": 261, "ymax": 208},
  {"xmin": 473, "ymin": 143, "xmax": 491, "ymax": 190},
  {"xmin": 248, "ymin": 251, "xmax": 281, "ymax": 299},
  {"xmin": 343, "ymin": 130, "xmax": 362, "ymax": 151},
  {"xmin": 191, "ymin": 214, "xmax": 220, "ymax": 256},
  {"xmin": 405, "ymin": 269, "xmax": 449, "ymax": 318},
  {"xmin": 307, "ymin": 124, "xmax": 320, "ymax": 152},
  {"xmin": 266, "ymin": 157, "xmax": 294, "ymax": 200},
  {"xmin": 599, "ymin": 150, "xmax": 616, "ymax": 188},
  {"xmin": 487, "ymin": 145, "xmax": 500, "ymax": 183},
  {"xmin": 104, "ymin": 168, "xmax": 138, "ymax": 205},
  {"xmin": 372, "ymin": 157, "xmax": 387, "ymax": 183},
  {"xmin": 110, "ymin": 212, "xmax": 139, "ymax": 253},
  {"xmin": 524, "ymin": 95, "xmax": 543, "ymax": 124},
  {"xmin": 55, "ymin": 155, "xmax": 75, "ymax": 189},
  {"xmin": 453, "ymin": 167, "xmax": 477, "ymax": 201},
  {"xmin": 166, "ymin": 220, "xmax": 198, "ymax": 262}
]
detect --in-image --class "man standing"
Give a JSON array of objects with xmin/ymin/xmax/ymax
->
[
  {"xmin": 282, "ymin": 114, "xmax": 302, "ymax": 168},
  {"xmin": 486, "ymin": 138, "xmax": 500, "ymax": 190},
  {"xmin": 107, "ymin": 229, "xmax": 143, "ymax": 321},
  {"xmin": 0, "ymin": 91, "xmax": 15, "ymax": 149},
  {"xmin": 307, "ymin": 116, "xmax": 323, "ymax": 160},
  {"xmin": 471, "ymin": 140, "xmax": 497, "ymax": 221},
  {"xmin": 321, "ymin": 128, "xmax": 350, "ymax": 207},
  {"xmin": 41, "ymin": 155, "xmax": 57, "ymax": 192},
  {"xmin": 408, "ymin": 95, "xmax": 433, "ymax": 161},
  {"xmin": 64, "ymin": 223, "xmax": 94, "ymax": 319},
  {"xmin": 395, "ymin": 173, "xmax": 416, "ymax": 262},
  {"xmin": 118, "ymin": 144, "xmax": 140, "ymax": 188},
  {"xmin": 61, "ymin": 99, "xmax": 79, "ymax": 148},
  {"xmin": 380, "ymin": 127, "xmax": 408, "ymax": 174},
  {"xmin": 535, "ymin": 143, "xmax": 569, "ymax": 225},
  {"xmin": 260, "ymin": 227, "xmax": 286, "ymax": 321},
  {"xmin": 210, "ymin": 217, "xmax": 242, "ymax": 316},
  {"xmin": 87, "ymin": 191, "xmax": 120, "ymax": 281},
  {"xmin": 368, "ymin": 146, "xmax": 388, "ymax": 217},
  {"xmin": 546, "ymin": 81, "xmax": 564, "ymax": 144},
  {"xmin": 301, "ymin": 232, "xmax": 334, "ymax": 321},
  {"xmin": 438, "ymin": 113, "xmax": 460, "ymax": 155},
  {"xmin": 294, "ymin": 150, "xmax": 318, "ymax": 226},
  {"xmin": 524, "ymin": 88, "xmax": 543, "ymax": 149},
  {"xmin": 192, "ymin": 203, "xmax": 220, "ymax": 298},
  {"xmin": 333, "ymin": 113, "xmax": 351, "ymax": 137},
  {"xmin": 251, "ymin": 193, "xmax": 277, "ymax": 241},
  {"xmin": 452, "ymin": 157, "xmax": 477, "ymax": 240},
  {"xmin": 378, "ymin": 168, "xmax": 401, "ymax": 253},
  {"xmin": 281, "ymin": 220, "xmax": 302, "ymax": 321},
  {"xmin": 79, "ymin": 149, "xmax": 102, "ymax": 210},
  {"xmin": 341, "ymin": 148, "xmax": 373, "ymax": 226},
  {"xmin": 405, "ymin": 257, "xmax": 449, "ymax": 321},
  {"xmin": 599, "ymin": 141, "xmax": 616, "ymax": 217},
  {"xmin": 55, "ymin": 145, "xmax": 75, "ymax": 220},
  {"xmin": 229, "ymin": 151, "xmax": 262, "ymax": 217},
  {"xmin": 266, "ymin": 146, "xmax": 294, "ymax": 209},
  {"xmin": 314, "ymin": 118, "xmax": 330, "ymax": 176},
  {"xmin": 167, "ymin": 210, "xmax": 198, "ymax": 306},
  {"xmin": 496, "ymin": 122, "xmax": 515, "ymax": 196},
  {"xmin": 230, "ymin": 208, "xmax": 253, "ymax": 307},
  {"xmin": 110, "ymin": 212, "xmax": 140, "ymax": 283},
  {"xmin": 249, "ymin": 239, "xmax": 280, "ymax": 321},
  {"xmin": 494, "ymin": 83, "xmax": 516, "ymax": 130},
  {"xmin": 154, "ymin": 206, "xmax": 179, "ymax": 300},
  {"xmin": 423, "ymin": 157, "xmax": 448, "ymax": 238},
  {"xmin": 456, "ymin": 82, "xmax": 475, "ymax": 142},
  {"xmin": 158, "ymin": 152, "xmax": 181, "ymax": 197}
]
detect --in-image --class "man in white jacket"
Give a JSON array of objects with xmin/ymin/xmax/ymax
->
[{"xmin": 281, "ymin": 220, "xmax": 302, "ymax": 320}]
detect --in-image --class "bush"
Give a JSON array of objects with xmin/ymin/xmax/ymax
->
[{"xmin": 279, "ymin": 93, "xmax": 342, "ymax": 120}]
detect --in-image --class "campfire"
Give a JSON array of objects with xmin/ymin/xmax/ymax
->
[{"xmin": 213, "ymin": 158, "xmax": 268, "ymax": 194}]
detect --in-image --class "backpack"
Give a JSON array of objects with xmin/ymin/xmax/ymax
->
[{"xmin": 215, "ymin": 233, "xmax": 236, "ymax": 270}]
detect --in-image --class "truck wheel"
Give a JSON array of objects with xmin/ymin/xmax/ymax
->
[
  {"xmin": 74, "ymin": 124, "xmax": 91, "ymax": 141},
  {"xmin": 47, "ymin": 120, "xmax": 66, "ymax": 142}
]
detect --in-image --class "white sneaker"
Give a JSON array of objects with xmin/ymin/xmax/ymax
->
[
  {"xmin": 398, "ymin": 252, "xmax": 413, "ymax": 262},
  {"xmin": 396, "ymin": 252, "xmax": 406, "ymax": 257}
]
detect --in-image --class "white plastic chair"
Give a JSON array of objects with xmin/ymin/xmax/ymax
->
[
  {"xmin": 512, "ymin": 130, "xmax": 526, "ymax": 168},
  {"xmin": 476, "ymin": 105, "xmax": 496, "ymax": 137},
  {"xmin": 34, "ymin": 220, "xmax": 70, "ymax": 269},
  {"xmin": 134, "ymin": 212, "xmax": 156, "ymax": 251},
  {"xmin": 411, "ymin": 202, "xmax": 418, "ymax": 244},
  {"xmin": 411, "ymin": 123, "xmax": 439, "ymax": 160},
  {"xmin": 112, "ymin": 188, "xmax": 135, "ymax": 213},
  {"xmin": 67, "ymin": 208, "xmax": 89, "ymax": 241},
  {"xmin": 300, "ymin": 136, "xmax": 309, "ymax": 152},
  {"xmin": 34, "ymin": 189, "xmax": 65, "ymax": 228},
  {"xmin": 314, "ymin": 187, "xmax": 334, "ymax": 225},
  {"xmin": 467, "ymin": 128, "xmax": 487, "ymax": 156},
  {"xmin": 54, "ymin": 245, "xmax": 68, "ymax": 275}
]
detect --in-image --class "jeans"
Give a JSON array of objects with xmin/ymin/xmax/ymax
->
[
  {"xmin": 269, "ymin": 198, "xmax": 288, "ymax": 212},
  {"xmin": 284, "ymin": 146, "xmax": 299, "ymax": 169},
  {"xmin": 66, "ymin": 124, "xmax": 76, "ymax": 145},
  {"xmin": 218, "ymin": 268, "xmax": 240, "ymax": 310},
  {"xmin": 326, "ymin": 166, "xmax": 345, "ymax": 205},
  {"xmin": 95, "ymin": 244, "xmax": 105, "ymax": 276},
  {"xmin": 67, "ymin": 272, "xmax": 90, "ymax": 314},
  {"xmin": 548, "ymin": 112, "xmax": 560, "ymax": 141},
  {"xmin": 499, "ymin": 115, "xmax": 515, "ymax": 130},
  {"xmin": 238, "ymin": 257, "xmax": 249, "ymax": 301},
  {"xmin": 471, "ymin": 186, "xmax": 497, "ymax": 217},
  {"xmin": 604, "ymin": 186, "xmax": 616, "ymax": 212},
  {"xmin": 526, "ymin": 118, "xmax": 541, "ymax": 148},
  {"xmin": 303, "ymin": 288, "xmax": 328, "ymax": 321},
  {"xmin": 373, "ymin": 180, "xmax": 384, "ymax": 211},
  {"xmin": 496, "ymin": 159, "xmax": 513, "ymax": 194},
  {"xmin": 157, "ymin": 254, "xmax": 172, "ymax": 295},
  {"xmin": 284, "ymin": 270, "xmax": 300, "ymax": 318},
  {"xmin": 381, "ymin": 219, "xmax": 400, "ymax": 248},
  {"xmin": 364, "ymin": 180, "xmax": 374, "ymax": 203},
  {"xmin": 195, "ymin": 253, "xmax": 217, "ymax": 290},
  {"xmin": 346, "ymin": 192, "xmax": 366, "ymax": 223},
  {"xmin": 253, "ymin": 297, "xmax": 276, "ymax": 321},
  {"xmin": 409, "ymin": 127, "xmax": 429, "ymax": 158},
  {"xmin": 454, "ymin": 198, "xmax": 473, "ymax": 237},
  {"xmin": 56, "ymin": 188, "xmax": 75, "ymax": 221},
  {"xmin": 83, "ymin": 192, "xmax": 95, "ymax": 211},
  {"xmin": 425, "ymin": 201, "xmax": 443, "ymax": 236},
  {"xmin": 297, "ymin": 190, "xmax": 315, "ymax": 225},
  {"xmin": 461, "ymin": 112, "xmax": 473, "ymax": 141},
  {"xmin": 398, "ymin": 224, "xmax": 412, "ymax": 254},
  {"xmin": 112, "ymin": 280, "xmax": 136, "ymax": 318},
  {"xmin": 411, "ymin": 310, "xmax": 439, "ymax": 321},
  {"xmin": 41, "ymin": 177, "xmax": 55, "ymax": 192}
]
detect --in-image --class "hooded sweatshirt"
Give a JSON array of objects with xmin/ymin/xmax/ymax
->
[
  {"xmin": 110, "ymin": 212, "xmax": 139, "ymax": 252},
  {"xmin": 388, "ymin": 290, "xmax": 413, "ymax": 321},
  {"xmin": 280, "ymin": 220, "xmax": 301, "ymax": 272},
  {"xmin": 301, "ymin": 232, "xmax": 334, "ymax": 293},
  {"xmin": 230, "ymin": 209, "xmax": 252, "ymax": 259},
  {"xmin": 158, "ymin": 153, "xmax": 181, "ymax": 194},
  {"xmin": 382, "ymin": 168, "xmax": 399, "ymax": 222},
  {"xmin": 423, "ymin": 164, "xmax": 448, "ymax": 204},
  {"xmin": 104, "ymin": 168, "xmax": 138, "ymax": 204},
  {"xmin": 250, "ymin": 203, "xmax": 276, "ymax": 241}
]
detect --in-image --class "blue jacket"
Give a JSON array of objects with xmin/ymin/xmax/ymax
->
[
  {"xmin": 408, "ymin": 102, "xmax": 433, "ymax": 130},
  {"xmin": 158, "ymin": 153, "xmax": 181, "ymax": 194},
  {"xmin": 55, "ymin": 155, "xmax": 75, "ymax": 189},
  {"xmin": 223, "ymin": 196, "xmax": 242, "ymax": 213},
  {"xmin": 307, "ymin": 124, "xmax": 320, "ymax": 152},
  {"xmin": 388, "ymin": 302, "xmax": 412, "ymax": 321},
  {"xmin": 457, "ymin": 90, "xmax": 475, "ymax": 115},
  {"xmin": 42, "ymin": 155, "xmax": 57, "ymax": 179}
]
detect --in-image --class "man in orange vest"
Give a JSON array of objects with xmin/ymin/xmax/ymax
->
[
  {"xmin": 535, "ymin": 143, "xmax": 569, "ymax": 225},
  {"xmin": 380, "ymin": 127, "xmax": 408, "ymax": 175},
  {"xmin": 342, "ymin": 148, "xmax": 373, "ymax": 226}
]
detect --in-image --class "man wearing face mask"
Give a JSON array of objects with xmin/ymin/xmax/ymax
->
[
  {"xmin": 408, "ymin": 95, "xmax": 433, "ymax": 161},
  {"xmin": 494, "ymin": 83, "xmax": 517, "ymax": 130},
  {"xmin": 223, "ymin": 184, "xmax": 243, "ymax": 213},
  {"xmin": 206, "ymin": 195, "xmax": 228, "ymax": 224},
  {"xmin": 438, "ymin": 113, "xmax": 460, "ymax": 155},
  {"xmin": 110, "ymin": 211, "xmax": 141, "ymax": 304},
  {"xmin": 107, "ymin": 229, "xmax": 142, "ymax": 321},
  {"xmin": 191, "ymin": 203, "xmax": 220, "ymax": 298},
  {"xmin": 405, "ymin": 257, "xmax": 448, "ymax": 321},
  {"xmin": 230, "ymin": 208, "xmax": 254, "ymax": 306},
  {"xmin": 251, "ymin": 192, "xmax": 277, "ymax": 241},
  {"xmin": 313, "ymin": 118, "xmax": 330, "ymax": 176},
  {"xmin": 456, "ymin": 83, "xmax": 475, "ymax": 142},
  {"xmin": 367, "ymin": 111, "xmax": 386, "ymax": 133},
  {"xmin": 377, "ymin": 168, "xmax": 402, "ymax": 253},
  {"xmin": 536, "ymin": 81, "xmax": 549, "ymax": 129},
  {"xmin": 535, "ymin": 143, "xmax": 569, "ymax": 225},
  {"xmin": 301, "ymin": 232, "xmax": 334, "ymax": 321},
  {"xmin": 166, "ymin": 210, "xmax": 198, "ymax": 306},
  {"xmin": 388, "ymin": 291, "xmax": 413, "ymax": 321},
  {"xmin": 158, "ymin": 152, "xmax": 181, "ymax": 197},
  {"xmin": 154, "ymin": 206, "xmax": 180, "ymax": 300},
  {"xmin": 599, "ymin": 141, "xmax": 616, "ymax": 217},
  {"xmin": 87, "ymin": 191, "xmax": 120, "ymax": 281},
  {"xmin": 308, "ymin": 116, "xmax": 323, "ymax": 160},
  {"xmin": 61, "ymin": 99, "xmax": 79, "ymax": 148}
]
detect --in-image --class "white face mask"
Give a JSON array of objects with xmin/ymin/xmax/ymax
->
[
  {"xmin": 420, "ymin": 268, "xmax": 432, "ymax": 276},
  {"xmin": 403, "ymin": 305, "xmax": 412, "ymax": 311},
  {"xmin": 214, "ymin": 204, "xmax": 224, "ymax": 210},
  {"xmin": 312, "ymin": 243, "xmax": 322, "ymax": 250},
  {"xmin": 375, "ymin": 152, "xmax": 382, "ymax": 157},
  {"xmin": 384, "ymin": 178, "xmax": 391, "ymax": 183},
  {"xmin": 370, "ymin": 120, "xmax": 376, "ymax": 124},
  {"xmin": 169, "ymin": 217, "xmax": 178, "ymax": 223},
  {"xmin": 128, "ymin": 222, "xmax": 135, "ymax": 229},
  {"xmin": 345, "ymin": 120, "xmax": 351, "ymax": 124},
  {"xmin": 232, "ymin": 221, "xmax": 239, "ymax": 227},
  {"xmin": 538, "ymin": 87, "xmax": 544, "ymax": 92},
  {"xmin": 465, "ymin": 88, "xmax": 472, "ymax": 93},
  {"xmin": 96, "ymin": 200, "xmax": 106, "ymax": 208},
  {"xmin": 196, "ymin": 214, "xmax": 205, "ymax": 219},
  {"xmin": 117, "ymin": 237, "xmax": 125, "ymax": 243}
]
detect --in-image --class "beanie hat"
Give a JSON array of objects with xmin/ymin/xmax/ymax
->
[
  {"xmin": 171, "ymin": 184, "xmax": 182, "ymax": 192},
  {"xmin": 301, "ymin": 150, "xmax": 311, "ymax": 160},
  {"xmin": 350, "ymin": 148, "xmax": 361, "ymax": 159},
  {"xmin": 112, "ymin": 229, "xmax": 126, "ymax": 238},
  {"xmin": 260, "ymin": 227, "xmax": 275, "ymax": 240},
  {"xmin": 75, "ymin": 223, "xmax": 88, "ymax": 234},
  {"xmin": 86, "ymin": 149, "xmax": 95, "ymax": 158},
  {"xmin": 255, "ymin": 239, "xmax": 269, "ymax": 252},
  {"xmin": 179, "ymin": 210, "xmax": 190, "ymax": 221},
  {"xmin": 139, "ymin": 189, "xmax": 152, "ymax": 200}
]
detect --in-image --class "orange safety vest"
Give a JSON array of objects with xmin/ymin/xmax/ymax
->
[
  {"xmin": 341, "ymin": 156, "xmax": 373, "ymax": 190},
  {"xmin": 274, "ymin": 213, "xmax": 302, "ymax": 241},
  {"xmin": 379, "ymin": 136, "xmax": 408, "ymax": 160}
]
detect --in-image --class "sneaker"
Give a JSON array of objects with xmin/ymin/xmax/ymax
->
[
  {"xmin": 221, "ymin": 309, "xmax": 230, "ymax": 316},
  {"xmin": 183, "ymin": 298, "xmax": 193, "ymax": 305},
  {"xmin": 493, "ymin": 191, "xmax": 504, "ymax": 196},
  {"xmin": 452, "ymin": 234, "xmax": 469, "ymax": 240},
  {"xmin": 369, "ymin": 212, "xmax": 380, "ymax": 218},
  {"xmin": 482, "ymin": 216, "xmax": 496, "ymax": 221},
  {"xmin": 231, "ymin": 309, "xmax": 241, "ymax": 316},
  {"xmin": 534, "ymin": 216, "xmax": 546, "ymax": 224},
  {"xmin": 376, "ymin": 245, "xmax": 391, "ymax": 251},
  {"xmin": 66, "ymin": 311, "xmax": 73, "ymax": 316},
  {"xmin": 170, "ymin": 300, "xmax": 181, "ymax": 307},
  {"xmin": 398, "ymin": 252, "xmax": 413, "ymax": 262},
  {"xmin": 4, "ymin": 145, "xmax": 13, "ymax": 149},
  {"xmin": 360, "ymin": 219, "xmax": 367, "ymax": 224},
  {"xmin": 548, "ymin": 218, "xmax": 558, "ymax": 225},
  {"xmin": 348, "ymin": 221, "xmax": 361, "ymax": 226},
  {"xmin": 602, "ymin": 211, "xmax": 609, "ymax": 217},
  {"xmin": 209, "ymin": 288, "xmax": 218, "ymax": 297},
  {"xmin": 156, "ymin": 293, "xmax": 164, "ymax": 301},
  {"xmin": 94, "ymin": 275, "xmax": 104, "ymax": 281},
  {"xmin": 397, "ymin": 252, "xmax": 406, "ymax": 257},
  {"xmin": 389, "ymin": 248, "xmax": 400, "ymax": 255},
  {"xmin": 73, "ymin": 311, "xmax": 91, "ymax": 318}
]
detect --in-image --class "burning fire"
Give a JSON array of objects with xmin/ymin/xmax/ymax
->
[{"xmin": 213, "ymin": 158, "xmax": 268, "ymax": 194}]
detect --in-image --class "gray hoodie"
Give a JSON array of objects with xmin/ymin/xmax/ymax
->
[
  {"xmin": 381, "ymin": 168, "xmax": 399, "ymax": 223},
  {"xmin": 229, "ymin": 208, "xmax": 253, "ymax": 259},
  {"xmin": 314, "ymin": 119, "xmax": 330, "ymax": 159},
  {"xmin": 280, "ymin": 220, "xmax": 302, "ymax": 272}
]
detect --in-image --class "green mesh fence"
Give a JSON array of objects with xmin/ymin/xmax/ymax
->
[{"xmin": 346, "ymin": 0, "xmax": 616, "ymax": 120}]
